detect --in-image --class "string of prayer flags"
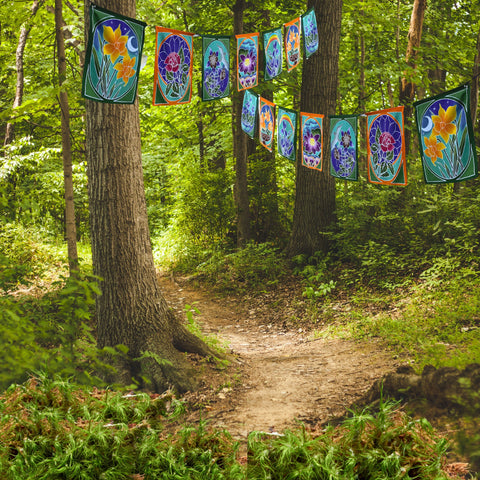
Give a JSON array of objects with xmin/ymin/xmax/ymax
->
[
  {"xmin": 82, "ymin": 5, "xmax": 146, "ymax": 104},
  {"xmin": 241, "ymin": 90, "xmax": 258, "ymax": 139},
  {"xmin": 153, "ymin": 27, "xmax": 194, "ymax": 105},
  {"xmin": 366, "ymin": 107, "xmax": 407, "ymax": 185},
  {"xmin": 301, "ymin": 8, "xmax": 318, "ymax": 58},
  {"xmin": 277, "ymin": 107, "xmax": 297, "ymax": 161},
  {"xmin": 201, "ymin": 35, "xmax": 230, "ymax": 101},
  {"xmin": 236, "ymin": 33, "xmax": 259, "ymax": 91},
  {"xmin": 414, "ymin": 84, "xmax": 478, "ymax": 184},
  {"xmin": 301, "ymin": 112, "xmax": 324, "ymax": 170},
  {"xmin": 263, "ymin": 27, "xmax": 283, "ymax": 81},
  {"xmin": 284, "ymin": 17, "xmax": 301, "ymax": 72},
  {"xmin": 330, "ymin": 115, "xmax": 358, "ymax": 181},
  {"xmin": 259, "ymin": 97, "xmax": 276, "ymax": 152}
]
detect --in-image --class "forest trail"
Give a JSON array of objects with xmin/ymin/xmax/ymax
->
[{"xmin": 158, "ymin": 275, "xmax": 399, "ymax": 439}]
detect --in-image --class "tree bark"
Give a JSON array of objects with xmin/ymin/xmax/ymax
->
[
  {"xmin": 399, "ymin": 0, "xmax": 428, "ymax": 152},
  {"xmin": 471, "ymin": 24, "xmax": 480, "ymax": 128},
  {"xmin": 232, "ymin": 0, "xmax": 251, "ymax": 247},
  {"xmin": 3, "ymin": 0, "xmax": 43, "ymax": 147},
  {"xmin": 84, "ymin": 0, "xmax": 215, "ymax": 393},
  {"xmin": 55, "ymin": 0, "xmax": 78, "ymax": 274},
  {"xmin": 286, "ymin": 0, "xmax": 341, "ymax": 257}
]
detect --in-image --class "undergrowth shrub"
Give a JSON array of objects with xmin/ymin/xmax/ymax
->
[
  {"xmin": 196, "ymin": 242, "xmax": 287, "ymax": 292},
  {"xmin": 247, "ymin": 400, "xmax": 450, "ymax": 479},
  {"xmin": 0, "ymin": 273, "xmax": 124, "ymax": 390},
  {"xmin": 0, "ymin": 223, "xmax": 61, "ymax": 291}
]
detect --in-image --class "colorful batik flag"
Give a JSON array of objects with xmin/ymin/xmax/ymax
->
[
  {"xmin": 330, "ymin": 115, "xmax": 358, "ymax": 181},
  {"xmin": 263, "ymin": 27, "xmax": 283, "ymax": 81},
  {"xmin": 366, "ymin": 106, "xmax": 407, "ymax": 185},
  {"xmin": 284, "ymin": 17, "xmax": 301, "ymax": 72},
  {"xmin": 414, "ymin": 84, "xmax": 478, "ymax": 184},
  {"xmin": 236, "ymin": 33, "xmax": 259, "ymax": 91},
  {"xmin": 277, "ymin": 107, "xmax": 297, "ymax": 161},
  {"xmin": 241, "ymin": 90, "xmax": 258, "ymax": 139},
  {"xmin": 301, "ymin": 112, "xmax": 324, "ymax": 170},
  {"xmin": 82, "ymin": 5, "xmax": 146, "ymax": 104},
  {"xmin": 301, "ymin": 8, "xmax": 318, "ymax": 59},
  {"xmin": 153, "ymin": 27, "xmax": 194, "ymax": 105},
  {"xmin": 202, "ymin": 35, "xmax": 230, "ymax": 102},
  {"xmin": 259, "ymin": 97, "xmax": 276, "ymax": 152}
]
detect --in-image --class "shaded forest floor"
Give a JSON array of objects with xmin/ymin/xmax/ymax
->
[{"xmin": 159, "ymin": 273, "xmax": 397, "ymax": 438}]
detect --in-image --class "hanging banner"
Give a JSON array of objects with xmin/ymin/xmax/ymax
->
[
  {"xmin": 82, "ymin": 5, "xmax": 146, "ymax": 104},
  {"xmin": 284, "ymin": 17, "xmax": 301, "ymax": 72},
  {"xmin": 414, "ymin": 84, "xmax": 478, "ymax": 184},
  {"xmin": 277, "ymin": 107, "xmax": 297, "ymax": 161},
  {"xmin": 153, "ymin": 27, "xmax": 194, "ymax": 105},
  {"xmin": 301, "ymin": 8, "xmax": 318, "ymax": 59},
  {"xmin": 236, "ymin": 33, "xmax": 259, "ymax": 91},
  {"xmin": 263, "ymin": 27, "xmax": 283, "ymax": 81},
  {"xmin": 301, "ymin": 112, "xmax": 323, "ymax": 170},
  {"xmin": 259, "ymin": 97, "xmax": 276, "ymax": 152},
  {"xmin": 330, "ymin": 115, "xmax": 358, "ymax": 181},
  {"xmin": 366, "ymin": 106, "xmax": 407, "ymax": 185},
  {"xmin": 241, "ymin": 90, "xmax": 258, "ymax": 139},
  {"xmin": 201, "ymin": 35, "xmax": 230, "ymax": 102}
]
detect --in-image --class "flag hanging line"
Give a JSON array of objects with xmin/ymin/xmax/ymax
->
[{"xmin": 81, "ymin": 4, "xmax": 478, "ymax": 185}]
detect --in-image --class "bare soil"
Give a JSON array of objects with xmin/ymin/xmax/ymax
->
[{"xmin": 158, "ymin": 274, "xmax": 399, "ymax": 439}]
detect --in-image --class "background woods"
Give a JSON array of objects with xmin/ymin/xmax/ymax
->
[{"xmin": 0, "ymin": 0, "xmax": 479, "ymax": 385}]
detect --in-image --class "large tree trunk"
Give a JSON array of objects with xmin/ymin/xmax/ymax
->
[
  {"xmin": 55, "ymin": 0, "xmax": 78, "ymax": 274},
  {"xmin": 84, "ymin": 0, "xmax": 215, "ymax": 393},
  {"xmin": 286, "ymin": 0, "xmax": 341, "ymax": 257},
  {"xmin": 3, "ymin": 0, "xmax": 43, "ymax": 147},
  {"xmin": 232, "ymin": 0, "xmax": 251, "ymax": 247}
]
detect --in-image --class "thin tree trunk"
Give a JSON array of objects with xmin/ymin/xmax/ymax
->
[
  {"xmin": 84, "ymin": 0, "xmax": 215, "ymax": 393},
  {"xmin": 286, "ymin": 0, "xmax": 341, "ymax": 257},
  {"xmin": 232, "ymin": 0, "xmax": 251, "ymax": 247},
  {"xmin": 399, "ymin": 0, "xmax": 428, "ymax": 152},
  {"xmin": 55, "ymin": 0, "xmax": 78, "ymax": 273},
  {"xmin": 3, "ymin": 0, "xmax": 43, "ymax": 147},
  {"xmin": 471, "ymin": 25, "xmax": 480, "ymax": 127}
]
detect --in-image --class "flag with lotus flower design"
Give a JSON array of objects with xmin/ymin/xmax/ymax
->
[
  {"xmin": 301, "ymin": 8, "xmax": 318, "ymax": 59},
  {"xmin": 414, "ymin": 84, "xmax": 478, "ymax": 184},
  {"xmin": 263, "ymin": 27, "xmax": 283, "ymax": 81},
  {"xmin": 236, "ymin": 33, "xmax": 259, "ymax": 91},
  {"xmin": 284, "ymin": 17, "xmax": 301, "ymax": 72},
  {"xmin": 259, "ymin": 97, "xmax": 276, "ymax": 152},
  {"xmin": 301, "ymin": 112, "xmax": 323, "ymax": 170},
  {"xmin": 82, "ymin": 5, "xmax": 146, "ymax": 104},
  {"xmin": 277, "ymin": 107, "xmax": 297, "ymax": 161},
  {"xmin": 153, "ymin": 27, "xmax": 194, "ymax": 105},
  {"xmin": 366, "ymin": 106, "xmax": 407, "ymax": 185},
  {"xmin": 201, "ymin": 35, "xmax": 230, "ymax": 102},
  {"xmin": 330, "ymin": 115, "xmax": 358, "ymax": 181},
  {"xmin": 241, "ymin": 89, "xmax": 258, "ymax": 139}
]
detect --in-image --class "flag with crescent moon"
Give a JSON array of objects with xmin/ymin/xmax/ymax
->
[
  {"xmin": 366, "ymin": 106, "xmax": 407, "ymax": 185},
  {"xmin": 153, "ymin": 27, "xmax": 194, "ymax": 105},
  {"xmin": 330, "ymin": 115, "xmax": 358, "ymax": 181},
  {"xmin": 82, "ymin": 4, "xmax": 146, "ymax": 103},
  {"xmin": 414, "ymin": 84, "xmax": 478, "ymax": 184}
]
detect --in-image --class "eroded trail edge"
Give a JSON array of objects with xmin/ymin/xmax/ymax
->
[{"xmin": 158, "ymin": 275, "xmax": 398, "ymax": 439}]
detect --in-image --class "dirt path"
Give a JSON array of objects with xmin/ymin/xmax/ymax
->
[{"xmin": 159, "ymin": 275, "xmax": 398, "ymax": 439}]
